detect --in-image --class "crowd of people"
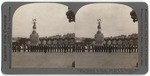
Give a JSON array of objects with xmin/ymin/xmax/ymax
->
[{"xmin": 12, "ymin": 44, "xmax": 138, "ymax": 53}]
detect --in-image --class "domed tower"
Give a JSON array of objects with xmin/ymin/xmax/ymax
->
[
  {"xmin": 30, "ymin": 19, "xmax": 39, "ymax": 46},
  {"xmin": 94, "ymin": 19, "xmax": 104, "ymax": 46}
]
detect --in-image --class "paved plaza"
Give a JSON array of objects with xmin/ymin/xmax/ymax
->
[{"xmin": 12, "ymin": 52, "xmax": 138, "ymax": 68}]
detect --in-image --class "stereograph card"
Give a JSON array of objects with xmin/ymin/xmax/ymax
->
[{"xmin": 1, "ymin": 2, "xmax": 148, "ymax": 74}]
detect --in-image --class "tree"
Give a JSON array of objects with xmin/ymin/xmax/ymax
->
[
  {"xmin": 130, "ymin": 10, "xmax": 138, "ymax": 22},
  {"xmin": 66, "ymin": 7, "xmax": 75, "ymax": 22}
]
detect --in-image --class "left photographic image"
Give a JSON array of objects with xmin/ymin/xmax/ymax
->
[{"xmin": 12, "ymin": 3, "xmax": 75, "ymax": 68}]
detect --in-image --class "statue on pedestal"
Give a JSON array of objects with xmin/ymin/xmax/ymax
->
[
  {"xmin": 30, "ymin": 19, "xmax": 39, "ymax": 46},
  {"xmin": 94, "ymin": 19, "xmax": 104, "ymax": 46}
]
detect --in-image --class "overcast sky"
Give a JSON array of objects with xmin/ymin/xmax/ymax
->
[
  {"xmin": 13, "ymin": 3, "xmax": 138, "ymax": 38},
  {"xmin": 13, "ymin": 3, "xmax": 74, "ymax": 38}
]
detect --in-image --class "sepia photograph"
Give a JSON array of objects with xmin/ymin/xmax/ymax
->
[{"xmin": 12, "ymin": 3, "xmax": 138, "ymax": 68}]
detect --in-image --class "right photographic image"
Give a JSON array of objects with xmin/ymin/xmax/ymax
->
[{"xmin": 75, "ymin": 3, "xmax": 138, "ymax": 68}]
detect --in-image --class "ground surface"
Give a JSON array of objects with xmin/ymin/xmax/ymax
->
[{"xmin": 12, "ymin": 52, "xmax": 138, "ymax": 68}]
